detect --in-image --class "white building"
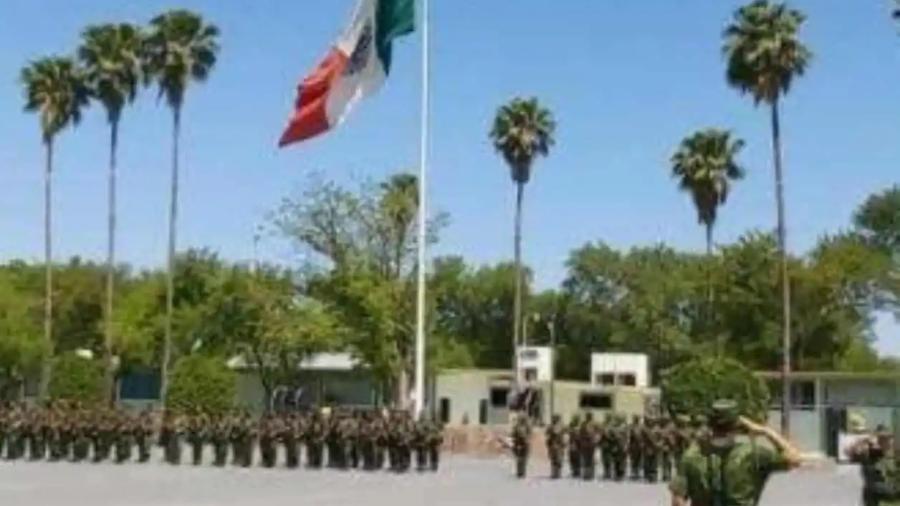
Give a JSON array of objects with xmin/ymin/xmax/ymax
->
[
  {"xmin": 516, "ymin": 346, "xmax": 553, "ymax": 384},
  {"xmin": 590, "ymin": 353, "xmax": 649, "ymax": 388}
]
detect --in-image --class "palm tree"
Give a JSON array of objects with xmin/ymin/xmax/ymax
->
[
  {"xmin": 79, "ymin": 22, "xmax": 144, "ymax": 403},
  {"xmin": 144, "ymin": 10, "xmax": 220, "ymax": 403},
  {"xmin": 671, "ymin": 129, "xmax": 745, "ymax": 257},
  {"xmin": 723, "ymin": 0, "xmax": 811, "ymax": 435},
  {"xmin": 671, "ymin": 128, "xmax": 745, "ymax": 354},
  {"xmin": 21, "ymin": 57, "xmax": 90, "ymax": 400},
  {"xmin": 489, "ymin": 97, "xmax": 555, "ymax": 390}
]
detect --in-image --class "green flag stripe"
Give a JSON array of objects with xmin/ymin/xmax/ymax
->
[{"xmin": 376, "ymin": 0, "xmax": 415, "ymax": 75}]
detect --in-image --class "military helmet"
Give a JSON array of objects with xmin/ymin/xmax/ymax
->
[{"xmin": 709, "ymin": 399, "xmax": 739, "ymax": 431}]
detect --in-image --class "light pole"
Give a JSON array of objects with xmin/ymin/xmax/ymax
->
[{"xmin": 548, "ymin": 320, "xmax": 556, "ymax": 420}]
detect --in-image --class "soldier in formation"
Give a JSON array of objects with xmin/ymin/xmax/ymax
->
[{"xmin": 0, "ymin": 403, "xmax": 444, "ymax": 474}]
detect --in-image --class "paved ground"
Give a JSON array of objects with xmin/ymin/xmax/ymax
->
[{"xmin": 0, "ymin": 455, "xmax": 862, "ymax": 506}]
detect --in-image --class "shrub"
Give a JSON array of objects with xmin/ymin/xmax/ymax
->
[
  {"xmin": 49, "ymin": 352, "xmax": 105, "ymax": 404},
  {"xmin": 166, "ymin": 355, "xmax": 236, "ymax": 415},
  {"xmin": 661, "ymin": 357, "xmax": 770, "ymax": 421}
]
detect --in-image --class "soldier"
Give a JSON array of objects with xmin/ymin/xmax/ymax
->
[
  {"xmin": 511, "ymin": 413, "xmax": 531, "ymax": 478},
  {"xmin": 673, "ymin": 414, "xmax": 692, "ymax": 468},
  {"xmin": 691, "ymin": 414, "xmax": 711, "ymax": 446},
  {"xmin": 545, "ymin": 414, "xmax": 566, "ymax": 479},
  {"xmin": 134, "ymin": 408, "xmax": 154, "ymax": 463},
  {"xmin": 282, "ymin": 414, "xmax": 301, "ymax": 469},
  {"xmin": 846, "ymin": 425, "xmax": 900, "ymax": 506},
  {"xmin": 426, "ymin": 415, "xmax": 444, "ymax": 472},
  {"xmin": 603, "ymin": 413, "xmax": 629, "ymax": 481},
  {"xmin": 114, "ymin": 414, "xmax": 134, "ymax": 464},
  {"xmin": 240, "ymin": 413, "xmax": 257, "ymax": 468},
  {"xmin": 670, "ymin": 399, "xmax": 802, "ymax": 506},
  {"xmin": 72, "ymin": 413, "xmax": 91, "ymax": 462},
  {"xmin": 566, "ymin": 413, "xmax": 581, "ymax": 478},
  {"xmin": 358, "ymin": 411, "xmax": 376, "ymax": 470},
  {"xmin": 47, "ymin": 410, "xmax": 65, "ymax": 462},
  {"xmin": 413, "ymin": 415, "xmax": 430, "ymax": 472},
  {"xmin": 627, "ymin": 415, "xmax": 644, "ymax": 480},
  {"xmin": 210, "ymin": 415, "xmax": 231, "ymax": 467},
  {"xmin": 187, "ymin": 413, "xmax": 206, "ymax": 466},
  {"xmin": 579, "ymin": 412, "xmax": 600, "ymax": 480},
  {"xmin": 162, "ymin": 412, "xmax": 183, "ymax": 465},
  {"xmin": 259, "ymin": 415, "xmax": 279, "ymax": 468},
  {"xmin": 643, "ymin": 416, "xmax": 662, "ymax": 482},
  {"xmin": 659, "ymin": 415, "xmax": 676, "ymax": 482},
  {"xmin": 306, "ymin": 410, "xmax": 326, "ymax": 468}
]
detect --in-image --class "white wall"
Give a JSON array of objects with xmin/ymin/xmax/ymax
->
[
  {"xmin": 517, "ymin": 346, "xmax": 552, "ymax": 383},
  {"xmin": 590, "ymin": 353, "xmax": 649, "ymax": 387}
]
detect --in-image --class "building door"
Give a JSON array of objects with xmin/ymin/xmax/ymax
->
[{"xmin": 824, "ymin": 407, "xmax": 846, "ymax": 458}]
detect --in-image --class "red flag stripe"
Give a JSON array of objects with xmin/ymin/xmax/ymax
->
[{"xmin": 278, "ymin": 48, "xmax": 350, "ymax": 147}]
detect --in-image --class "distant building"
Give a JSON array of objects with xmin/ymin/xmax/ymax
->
[
  {"xmin": 434, "ymin": 352, "xmax": 659, "ymax": 426},
  {"xmin": 757, "ymin": 371, "xmax": 900, "ymax": 458},
  {"xmin": 590, "ymin": 353, "xmax": 649, "ymax": 388}
]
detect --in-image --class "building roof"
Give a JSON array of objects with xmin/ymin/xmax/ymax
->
[
  {"xmin": 227, "ymin": 352, "xmax": 359, "ymax": 372},
  {"xmin": 755, "ymin": 371, "xmax": 900, "ymax": 381}
]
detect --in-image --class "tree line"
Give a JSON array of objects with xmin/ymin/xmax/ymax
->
[{"xmin": 0, "ymin": 173, "xmax": 896, "ymax": 405}]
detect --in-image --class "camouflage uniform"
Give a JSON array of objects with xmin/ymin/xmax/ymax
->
[
  {"xmin": 578, "ymin": 413, "xmax": 600, "ymax": 480},
  {"xmin": 511, "ymin": 415, "xmax": 531, "ymax": 479},
  {"xmin": 847, "ymin": 428, "xmax": 900, "ymax": 506},
  {"xmin": 545, "ymin": 414, "xmax": 566, "ymax": 479},
  {"xmin": 670, "ymin": 400, "xmax": 794, "ymax": 506},
  {"xmin": 567, "ymin": 414, "xmax": 581, "ymax": 478}
]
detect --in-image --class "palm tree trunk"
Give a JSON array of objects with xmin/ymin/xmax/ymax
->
[
  {"xmin": 38, "ymin": 138, "xmax": 54, "ymax": 401},
  {"xmin": 104, "ymin": 120, "xmax": 119, "ymax": 404},
  {"xmin": 512, "ymin": 181, "xmax": 525, "ymax": 391},
  {"xmin": 161, "ymin": 106, "xmax": 181, "ymax": 407},
  {"xmin": 772, "ymin": 98, "xmax": 792, "ymax": 437},
  {"xmin": 706, "ymin": 223, "xmax": 719, "ymax": 357}
]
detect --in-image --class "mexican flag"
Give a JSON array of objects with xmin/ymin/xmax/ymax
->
[{"xmin": 278, "ymin": 0, "xmax": 415, "ymax": 147}]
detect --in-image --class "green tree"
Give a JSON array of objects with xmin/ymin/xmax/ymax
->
[
  {"xmin": 853, "ymin": 185, "xmax": 899, "ymax": 314},
  {"xmin": 723, "ymin": 0, "xmax": 811, "ymax": 434},
  {"xmin": 167, "ymin": 355, "xmax": 235, "ymax": 415},
  {"xmin": 670, "ymin": 129, "xmax": 745, "ymax": 257},
  {"xmin": 0, "ymin": 269, "xmax": 44, "ymax": 400},
  {"xmin": 79, "ymin": 22, "xmax": 145, "ymax": 402},
  {"xmin": 271, "ymin": 174, "xmax": 445, "ymax": 407},
  {"xmin": 662, "ymin": 357, "xmax": 769, "ymax": 421},
  {"xmin": 143, "ymin": 10, "xmax": 220, "ymax": 403},
  {"xmin": 671, "ymin": 128, "xmax": 745, "ymax": 352},
  {"xmin": 49, "ymin": 352, "xmax": 105, "ymax": 405},
  {"xmin": 489, "ymin": 97, "xmax": 556, "ymax": 385},
  {"xmin": 21, "ymin": 56, "xmax": 90, "ymax": 400}
]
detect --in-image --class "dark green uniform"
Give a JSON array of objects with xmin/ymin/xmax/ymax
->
[
  {"xmin": 511, "ymin": 415, "xmax": 531, "ymax": 479},
  {"xmin": 545, "ymin": 415, "xmax": 566, "ymax": 479},
  {"xmin": 305, "ymin": 414, "xmax": 326, "ymax": 468},
  {"xmin": 187, "ymin": 417, "xmax": 206, "ymax": 466},
  {"xmin": 567, "ymin": 414, "xmax": 581, "ymax": 478},
  {"xmin": 578, "ymin": 413, "xmax": 600, "ymax": 480},
  {"xmin": 211, "ymin": 418, "xmax": 231, "ymax": 467},
  {"xmin": 114, "ymin": 419, "xmax": 134, "ymax": 463},
  {"xmin": 282, "ymin": 416, "xmax": 300, "ymax": 469},
  {"xmin": 670, "ymin": 400, "xmax": 793, "ymax": 506},
  {"xmin": 628, "ymin": 416, "xmax": 644, "ymax": 480}
]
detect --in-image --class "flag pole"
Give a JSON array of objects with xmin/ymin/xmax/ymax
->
[{"xmin": 412, "ymin": 0, "xmax": 430, "ymax": 418}]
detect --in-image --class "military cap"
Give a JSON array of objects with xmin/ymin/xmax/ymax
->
[{"xmin": 709, "ymin": 399, "xmax": 739, "ymax": 430}]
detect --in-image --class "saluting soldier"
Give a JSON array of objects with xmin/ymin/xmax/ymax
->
[{"xmin": 545, "ymin": 414, "xmax": 566, "ymax": 479}]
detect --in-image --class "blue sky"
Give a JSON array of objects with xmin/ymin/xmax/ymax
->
[{"xmin": 1, "ymin": 1, "xmax": 898, "ymax": 352}]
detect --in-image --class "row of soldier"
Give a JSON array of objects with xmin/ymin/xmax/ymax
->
[
  {"xmin": 515, "ymin": 411, "xmax": 710, "ymax": 480},
  {"xmin": 0, "ymin": 402, "xmax": 444, "ymax": 472}
]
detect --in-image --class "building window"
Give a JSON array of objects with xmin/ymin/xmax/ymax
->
[
  {"xmin": 523, "ymin": 368, "xmax": 538, "ymax": 382},
  {"xmin": 439, "ymin": 398, "xmax": 451, "ymax": 424},
  {"xmin": 579, "ymin": 392, "xmax": 613, "ymax": 410},
  {"xmin": 617, "ymin": 373, "xmax": 636, "ymax": 386},
  {"xmin": 791, "ymin": 381, "xmax": 815, "ymax": 409},
  {"xmin": 520, "ymin": 349, "xmax": 538, "ymax": 360},
  {"xmin": 490, "ymin": 387, "xmax": 510, "ymax": 407},
  {"xmin": 596, "ymin": 373, "xmax": 615, "ymax": 386}
]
